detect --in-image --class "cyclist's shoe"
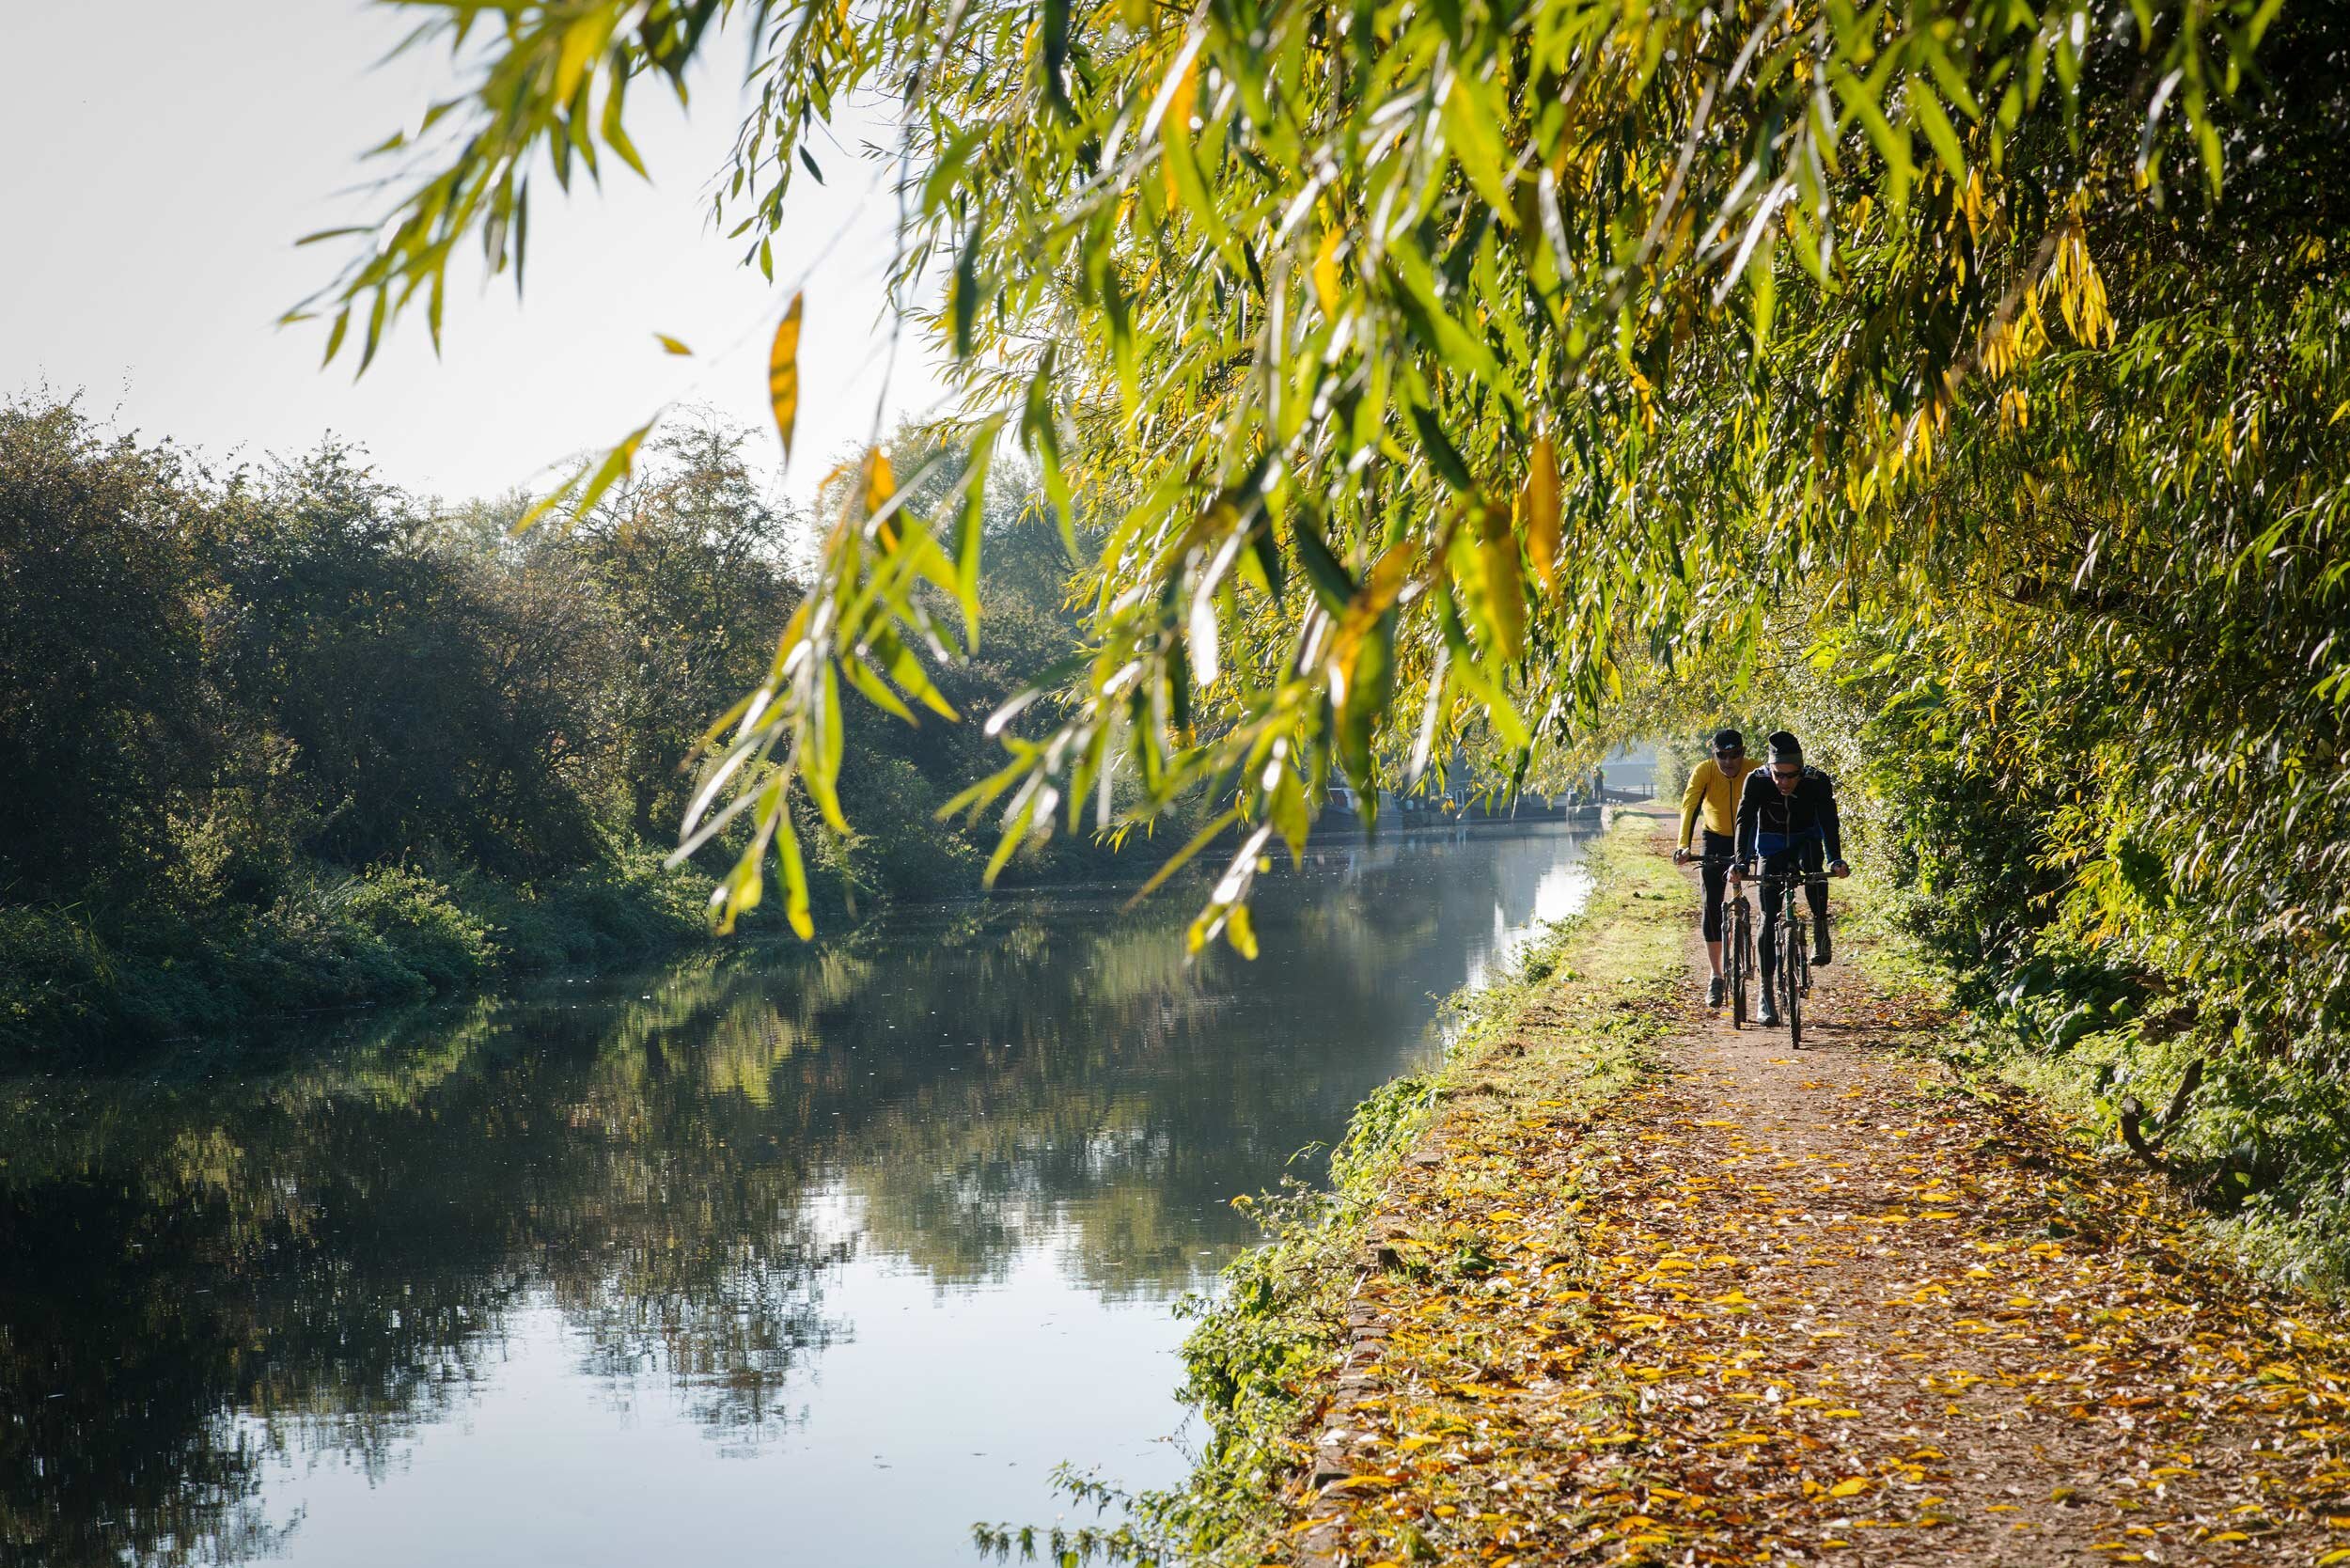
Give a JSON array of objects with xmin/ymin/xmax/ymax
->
[
  {"xmin": 1811, "ymin": 917, "xmax": 1832, "ymax": 967},
  {"xmin": 1707, "ymin": 975, "xmax": 1726, "ymax": 1009},
  {"xmin": 1758, "ymin": 997, "xmax": 1782, "ymax": 1027}
]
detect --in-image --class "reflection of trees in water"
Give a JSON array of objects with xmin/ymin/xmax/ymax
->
[
  {"xmin": 0, "ymin": 827, "xmax": 1583, "ymax": 1567},
  {"xmin": 0, "ymin": 986, "xmax": 844, "ymax": 1566},
  {"xmin": 0, "ymin": 1149, "xmax": 520, "ymax": 1567}
]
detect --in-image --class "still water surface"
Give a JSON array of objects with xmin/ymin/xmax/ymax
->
[{"xmin": 1, "ymin": 823, "xmax": 1592, "ymax": 1567}]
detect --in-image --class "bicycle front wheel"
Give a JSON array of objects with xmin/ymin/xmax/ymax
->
[{"xmin": 1783, "ymin": 925, "xmax": 1804, "ymax": 1049}]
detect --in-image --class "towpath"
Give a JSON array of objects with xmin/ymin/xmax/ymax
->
[{"xmin": 1289, "ymin": 812, "xmax": 2350, "ymax": 1566}]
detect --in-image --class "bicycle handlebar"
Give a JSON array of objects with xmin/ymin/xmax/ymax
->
[
  {"xmin": 1682, "ymin": 851, "xmax": 1845, "ymax": 880},
  {"xmin": 1734, "ymin": 866, "xmax": 1840, "ymax": 886}
]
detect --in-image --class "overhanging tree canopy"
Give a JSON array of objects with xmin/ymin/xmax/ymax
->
[{"xmin": 298, "ymin": 0, "xmax": 2324, "ymax": 950}]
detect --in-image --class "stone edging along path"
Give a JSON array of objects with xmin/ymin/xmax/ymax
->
[{"xmin": 1283, "ymin": 808, "xmax": 2350, "ymax": 1566}]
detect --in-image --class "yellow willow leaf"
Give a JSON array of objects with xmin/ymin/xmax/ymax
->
[
  {"xmin": 865, "ymin": 448, "xmax": 897, "ymax": 529},
  {"xmin": 1330, "ymin": 540, "xmax": 1415, "ymax": 653},
  {"xmin": 1312, "ymin": 227, "xmax": 1344, "ymax": 317},
  {"xmin": 1225, "ymin": 902, "xmax": 1258, "ymax": 960},
  {"xmin": 1828, "ymin": 1478, "xmax": 1872, "ymax": 1497},
  {"xmin": 1159, "ymin": 52, "xmax": 1200, "ymax": 213},
  {"xmin": 1477, "ymin": 532, "xmax": 1525, "ymax": 662},
  {"xmin": 653, "ymin": 333, "xmax": 693, "ymax": 355},
  {"xmin": 769, "ymin": 292, "xmax": 805, "ymax": 461},
  {"xmin": 775, "ymin": 809, "xmax": 815, "ymax": 939},
  {"xmin": 1522, "ymin": 434, "xmax": 1560, "ymax": 588},
  {"xmin": 553, "ymin": 12, "xmax": 612, "ymax": 104}
]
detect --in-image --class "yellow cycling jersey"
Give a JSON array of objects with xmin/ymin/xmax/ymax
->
[{"xmin": 1679, "ymin": 756, "xmax": 1762, "ymax": 846}]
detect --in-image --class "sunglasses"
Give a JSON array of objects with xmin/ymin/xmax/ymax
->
[
  {"xmin": 1770, "ymin": 765, "xmax": 1802, "ymax": 780},
  {"xmin": 1714, "ymin": 745, "xmax": 1743, "ymax": 758}
]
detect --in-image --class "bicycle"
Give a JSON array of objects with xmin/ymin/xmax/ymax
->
[
  {"xmin": 1698, "ymin": 849, "xmax": 1756, "ymax": 1027},
  {"xmin": 1750, "ymin": 867, "xmax": 1831, "ymax": 1049}
]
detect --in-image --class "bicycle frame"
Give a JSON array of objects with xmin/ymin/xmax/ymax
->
[
  {"xmin": 1750, "ymin": 867, "xmax": 1830, "ymax": 1047},
  {"xmin": 1698, "ymin": 850, "xmax": 1755, "ymax": 1027}
]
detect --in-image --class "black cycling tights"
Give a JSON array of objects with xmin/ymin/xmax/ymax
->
[{"xmin": 1756, "ymin": 848, "xmax": 1829, "ymax": 980}]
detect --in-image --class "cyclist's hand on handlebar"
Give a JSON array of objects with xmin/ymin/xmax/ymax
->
[
  {"xmin": 1828, "ymin": 859, "xmax": 1850, "ymax": 879},
  {"xmin": 1672, "ymin": 847, "xmax": 1691, "ymax": 866}
]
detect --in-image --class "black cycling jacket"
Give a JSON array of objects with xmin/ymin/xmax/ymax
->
[{"xmin": 1734, "ymin": 765, "xmax": 1844, "ymax": 864}]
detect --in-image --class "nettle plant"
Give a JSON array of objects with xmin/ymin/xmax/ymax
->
[{"xmin": 297, "ymin": 0, "xmax": 2295, "ymax": 948}]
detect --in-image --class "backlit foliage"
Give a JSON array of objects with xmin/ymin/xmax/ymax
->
[{"xmin": 305, "ymin": 0, "xmax": 2307, "ymax": 946}]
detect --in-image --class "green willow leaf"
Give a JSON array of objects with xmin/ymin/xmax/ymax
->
[
  {"xmin": 1905, "ymin": 73, "xmax": 1969, "ymax": 180},
  {"xmin": 1290, "ymin": 509, "xmax": 1359, "ymax": 616},
  {"xmin": 306, "ymin": 0, "xmax": 2301, "ymax": 950},
  {"xmin": 1410, "ymin": 404, "xmax": 1477, "ymax": 493}
]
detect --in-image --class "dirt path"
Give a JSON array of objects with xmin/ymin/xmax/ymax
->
[{"xmin": 1289, "ymin": 820, "xmax": 2350, "ymax": 1565}]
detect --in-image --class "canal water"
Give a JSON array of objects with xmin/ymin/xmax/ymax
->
[{"xmin": 0, "ymin": 823, "xmax": 1593, "ymax": 1568}]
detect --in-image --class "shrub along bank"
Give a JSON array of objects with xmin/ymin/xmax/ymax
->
[
  {"xmin": 1743, "ymin": 646, "xmax": 2350, "ymax": 1295},
  {"xmin": 0, "ymin": 852, "xmax": 711, "ymax": 1051},
  {"xmin": 0, "ymin": 396, "xmax": 1111, "ymax": 1054}
]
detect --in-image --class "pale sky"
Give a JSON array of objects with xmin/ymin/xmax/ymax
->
[{"xmin": 2, "ymin": 2, "xmax": 943, "ymax": 507}]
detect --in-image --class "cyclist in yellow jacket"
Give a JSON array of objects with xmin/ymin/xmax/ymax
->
[{"xmin": 1673, "ymin": 729, "xmax": 1762, "ymax": 1008}]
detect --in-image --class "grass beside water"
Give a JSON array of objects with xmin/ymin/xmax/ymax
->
[{"xmin": 1022, "ymin": 812, "xmax": 1689, "ymax": 1565}]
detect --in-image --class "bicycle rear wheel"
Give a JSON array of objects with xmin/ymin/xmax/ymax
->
[{"xmin": 1729, "ymin": 897, "xmax": 1749, "ymax": 1027}]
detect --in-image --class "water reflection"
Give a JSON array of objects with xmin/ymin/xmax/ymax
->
[{"xmin": 0, "ymin": 823, "xmax": 1590, "ymax": 1568}]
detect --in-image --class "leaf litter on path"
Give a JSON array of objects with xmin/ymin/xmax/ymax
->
[{"xmin": 1286, "ymin": 830, "xmax": 2350, "ymax": 1567}]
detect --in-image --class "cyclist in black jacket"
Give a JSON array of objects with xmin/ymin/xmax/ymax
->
[{"xmin": 1731, "ymin": 730, "xmax": 1849, "ymax": 1026}]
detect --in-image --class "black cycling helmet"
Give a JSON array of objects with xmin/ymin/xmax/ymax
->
[
  {"xmin": 1765, "ymin": 730, "xmax": 1802, "ymax": 763},
  {"xmin": 1711, "ymin": 728, "xmax": 1744, "ymax": 751}
]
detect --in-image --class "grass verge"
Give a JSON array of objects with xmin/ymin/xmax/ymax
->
[{"xmin": 989, "ymin": 812, "xmax": 1691, "ymax": 1565}]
